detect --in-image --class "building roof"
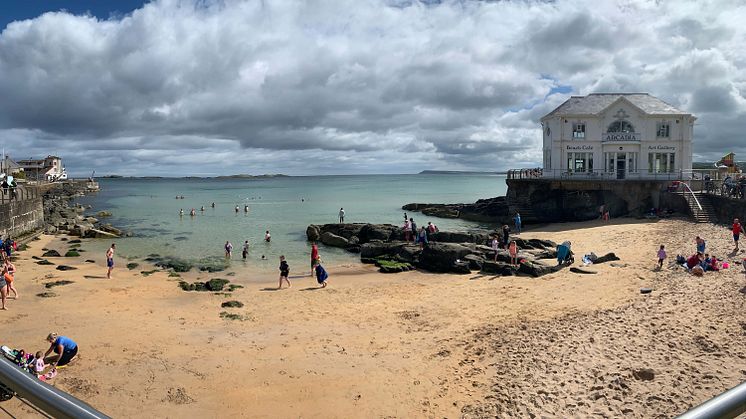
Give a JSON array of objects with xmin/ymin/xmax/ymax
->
[{"xmin": 544, "ymin": 93, "xmax": 690, "ymax": 118}]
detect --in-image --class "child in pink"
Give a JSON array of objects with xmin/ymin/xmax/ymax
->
[
  {"xmin": 508, "ymin": 241, "xmax": 518, "ymax": 265},
  {"xmin": 657, "ymin": 245, "xmax": 666, "ymax": 269}
]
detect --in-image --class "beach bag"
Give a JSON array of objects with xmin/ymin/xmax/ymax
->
[{"xmin": 676, "ymin": 255, "xmax": 686, "ymax": 264}]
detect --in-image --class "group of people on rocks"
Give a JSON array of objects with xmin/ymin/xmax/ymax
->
[
  {"xmin": 401, "ymin": 213, "xmax": 438, "ymax": 249},
  {"xmin": 663, "ymin": 218, "xmax": 743, "ymax": 276},
  {"xmin": 491, "ymin": 225, "xmax": 519, "ymax": 265}
]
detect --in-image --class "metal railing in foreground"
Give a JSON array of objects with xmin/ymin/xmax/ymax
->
[
  {"xmin": 676, "ymin": 381, "xmax": 746, "ymax": 419},
  {"xmin": 507, "ymin": 168, "xmax": 696, "ymax": 181},
  {"xmin": 0, "ymin": 357, "xmax": 110, "ymax": 419}
]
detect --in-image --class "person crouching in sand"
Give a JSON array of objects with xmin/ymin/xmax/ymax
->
[{"xmin": 278, "ymin": 256, "xmax": 291, "ymax": 289}]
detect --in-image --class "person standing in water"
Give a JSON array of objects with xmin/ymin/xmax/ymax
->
[
  {"xmin": 242, "ymin": 240, "xmax": 250, "ymax": 260},
  {"xmin": 106, "ymin": 243, "xmax": 116, "ymax": 279},
  {"xmin": 225, "ymin": 241, "xmax": 233, "ymax": 258},
  {"xmin": 265, "ymin": 230, "xmax": 271, "ymax": 242}
]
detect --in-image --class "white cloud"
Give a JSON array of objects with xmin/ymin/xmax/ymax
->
[{"xmin": 1, "ymin": 0, "xmax": 745, "ymax": 175}]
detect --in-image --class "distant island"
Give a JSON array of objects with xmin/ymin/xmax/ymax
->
[
  {"xmin": 419, "ymin": 170, "xmax": 505, "ymax": 175},
  {"xmin": 98, "ymin": 174, "xmax": 289, "ymax": 179},
  {"xmin": 215, "ymin": 174, "xmax": 289, "ymax": 179}
]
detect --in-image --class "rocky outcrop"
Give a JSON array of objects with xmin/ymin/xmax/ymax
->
[
  {"xmin": 403, "ymin": 197, "xmax": 512, "ymax": 224},
  {"xmin": 42, "ymin": 183, "xmax": 127, "ymax": 239},
  {"xmin": 308, "ymin": 223, "xmax": 572, "ymax": 277}
]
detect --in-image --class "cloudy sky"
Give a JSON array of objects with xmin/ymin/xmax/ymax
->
[{"xmin": 0, "ymin": 0, "xmax": 744, "ymax": 176}]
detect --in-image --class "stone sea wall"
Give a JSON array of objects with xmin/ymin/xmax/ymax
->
[{"xmin": 0, "ymin": 196, "xmax": 45, "ymax": 240}]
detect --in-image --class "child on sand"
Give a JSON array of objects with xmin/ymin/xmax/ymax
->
[
  {"xmin": 4, "ymin": 259, "xmax": 17, "ymax": 299},
  {"xmin": 657, "ymin": 245, "xmax": 666, "ymax": 269},
  {"xmin": 34, "ymin": 351, "xmax": 45, "ymax": 374},
  {"xmin": 315, "ymin": 263, "xmax": 329, "ymax": 288},
  {"xmin": 508, "ymin": 240, "xmax": 518, "ymax": 265},
  {"xmin": 278, "ymin": 256, "xmax": 291, "ymax": 289},
  {"xmin": 695, "ymin": 236, "xmax": 706, "ymax": 254}
]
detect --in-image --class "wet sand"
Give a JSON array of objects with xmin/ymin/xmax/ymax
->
[{"xmin": 3, "ymin": 217, "xmax": 745, "ymax": 418}]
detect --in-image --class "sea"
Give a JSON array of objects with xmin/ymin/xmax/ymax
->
[{"xmin": 74, "ymin": 174, "xmax": 507, "ymax": 274}]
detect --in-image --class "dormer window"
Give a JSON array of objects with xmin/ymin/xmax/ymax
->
[
  {"xmin": 656, "ymin": 122, "xmax": 670, "ymax": 138},
  {"xmin": 572, "ymin": 123, "xmax": 586, "ymax": 139}
]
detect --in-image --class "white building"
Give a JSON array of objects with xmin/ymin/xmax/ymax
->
[
  {"xmin": 541, "ymin": 93, "xmax": 695, "ymax": 180},
  {"xmin": 17, "ymin": 155, "xmax": 67, "ymax": 181}
]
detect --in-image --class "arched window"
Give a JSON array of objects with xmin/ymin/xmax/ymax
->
[{"xmin": 607, "ymin": 120, "xmax": 635, "ymax": 133}]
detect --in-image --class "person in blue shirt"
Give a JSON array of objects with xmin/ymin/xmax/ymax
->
[
  {"xmin": 43, "ymin": 333, "xmax": 78, "ymax": 367},
  {"xmin": 514, "ymin": 212, "xmax": 522, "ymax": 234}
]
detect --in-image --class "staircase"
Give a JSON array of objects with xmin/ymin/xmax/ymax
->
[
  {"xmin": 672, "ymin": 191, "xmax": 717, "ymax": 223},
  {"xmin": 508, "ymin": 195, "xmax": 540, "ymax": 224}
]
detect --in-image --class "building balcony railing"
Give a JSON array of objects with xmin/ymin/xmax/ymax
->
[{"xmin": 507, "ymin": 168, "xmax": 699, "ymax": 181}]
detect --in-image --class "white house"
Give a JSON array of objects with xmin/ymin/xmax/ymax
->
[
  {"xmin": 17, "ymin": 155, "xmax": 67, "ymax": 181},
  {"xmin": 541, "ymin": 93, "xmax": 695, "ymax": 179}
]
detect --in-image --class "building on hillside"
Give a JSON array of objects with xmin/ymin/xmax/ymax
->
[
  {"xmin": 540, "ymin": 93, "xmax": 695, "ymax": 179},
  {"xmin": 17, "ymin": 155, "xmax": 67, "ymax": 181}
]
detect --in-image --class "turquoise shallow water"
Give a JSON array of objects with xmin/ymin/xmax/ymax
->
[{"xmin": 74, "ymin": 174, "xmax": 507, "ymax": 273}]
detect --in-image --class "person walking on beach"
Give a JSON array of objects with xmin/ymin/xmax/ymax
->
[
  {"xmin": 224, "ymin": 241, "xmax": 233, "ymax": 258},
  {"xmin": 339, "ymin": 208, "xmax": 345, "ymax": 223},
  {"xmin": 242, "ymin": 240, "xmax": 250, "ymax": 260},
  {"xmin": 657, "ymin": 245, "xmax": 667, "ymax": 269},
  {"xmin": 106, "ymin": 243, "xmax": 115, "ymax": 279},
  {"xmin": 278, "ymin": 256, "xmax": 291, "ymax": 289},
  {"xmin": 733, "ymin": 218, "xmax": 743, "ymax": 251},
  {"xmin": 3, "ymin": 259, "xmax": 17, "ymax": 300},
  {"xmin": 310, "ymin": 242, "xmax": 319, "ymax": 276},
  {"xmin": 695, "ymin": 236, "xmax": 706, "ymax": 254},
  {"xmin": 0, "ymin": 264, "xmax": 8, "ymax": 310},
  {"xmin": 514, "ymin": 212, "xmax": 522, "ymax": 234}
]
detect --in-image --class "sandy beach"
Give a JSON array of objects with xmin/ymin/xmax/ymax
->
[{"xmin": 2, "ymin": 217, "xmax": 746, "ymax": 418}]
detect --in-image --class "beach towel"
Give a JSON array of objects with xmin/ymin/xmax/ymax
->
[{"xmin": 315, "ymin": 265, "xmax": 328, "ymax": 284}]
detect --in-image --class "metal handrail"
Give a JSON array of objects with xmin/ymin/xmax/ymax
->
[
  {"xmin": 680, "ymin": 182, "xmax": 702, "ymax": 211},
  {"xmin": 507, "ymin": 168, "xmax": 698, "ymax": 181},
  {"xmin": 676, "ymin": 381, "xmax": 746, "ymax": 419},
  {"xmin": 0, "ymin": 357, "xmax": 109, "ymax": 419}
]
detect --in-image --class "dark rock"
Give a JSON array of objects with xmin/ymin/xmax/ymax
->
[
  {"xmin": 429, "ymin": 231, "xmax": 490, "ymax": 244},
  {"xmin": 221, "ymin": 300, "xmax": 244, "ymax": 308},
  {"xmin": 154, "ymin": 257, "xmax": 193, "ymax": 272},
  {"xmin": 417, "ymin": 243, "xmax": 472, "ymax": 273},
  {"xmin": 481, "ymin": 261, "xmax": 519, "ymax": 276},
  {"xmin": 396, "ymin": 246, "xmax": 421, "ymax": 264},
  {"xmin": 174, "ymin": 236, "xmax": 189, "ymax": 241},
  {"xmin": 375, "ymin": 258, "xmax": 414, "ymax": 273},
  {"xmin": 206, "ymin": 278, "xmax": 230, "ymax": 291},
  {"xmin": 358, "ymin": 224, "xmax": 399, "ymax": 242},
  {"xmin": 85, "ymin": 259, "xmax": 96, "ymax": 263},
  {"xmin": 463, "ymin": 254, "xmax": 485, "ymax": 270},
  {"xmin": 640, "ymin": 288, "xmax": 653, "ymax": 294},
  {"xmin": 96, "ymin": 211, "xmax": 112, "ymax": 217},
  {"xmin": 451, "ymin": 260, "xmax": 472, "ymax": 274},
  {"xmin": 594, "ymin": 253, "xmax": 621, "ymax": 264},
  {"xmin": 127, "ymin": 263, "xmax": 140, "ymax": 270},
  {"xmin": 345, "ymin": 246, "xmax": 361, "ymax": 253},
  {"xmin": 42, "ymin": 250, "xmax": 61, "ymax": 257},
  {"xmin": 317, "ymin": 224, "xmax": 364, "ymax": 240},
  {"xmin": 632, "ymin": 368, "xmax": 655, "ymax": 381},
  {"xmin": 422, "ymin": 206, "xmax": 460, "ymax": 218},
  {"xmin": 306, "ymin": 225, "xmax": 321, "ymax": 242},
  {"xmin": 45, "ymin": 280, "xmax": 74, "ymax": 288},
  {"xmin": 36, "ymin": 260, "xmax": 55, "ymax": 266},
  {"xmin": 64, "ymin": 250, "xmax": 80, "ymax": 257},
  {"xmin": 68, "ymin": 239, "xmax": 82, "ymax": 244},
  {"xmin": 55, "ymin": 265, "xmax": 77, "ymax": 271},
  {"xmin": 361, "ymin": 242, "xmax": 405, "ymax": 259},
  {"xmin": 36, "ymin": 292, "xmax": 57, "ymax": 298},
  {"xmin": 570, "ymin": 267, "xmax": 597, "ymax": 274},
  {"xmin": 518, "ymin": 260, "xmax": 560, "ymax": 277},
  {"xmin": 321, "ymin": 232, "xmax": 350, "ymax": 248}
]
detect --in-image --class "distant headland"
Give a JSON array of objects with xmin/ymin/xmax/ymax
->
[{"xmin": 418, "ymin": 170, "xmax": 505, "ymax": 175}]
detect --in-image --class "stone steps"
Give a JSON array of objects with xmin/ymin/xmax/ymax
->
[{"xmin": 672, "ymin": 191, "xmax": 716, "ymax": 223}]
